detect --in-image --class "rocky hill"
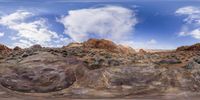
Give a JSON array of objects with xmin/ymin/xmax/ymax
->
[
  {"xmin": 0, "ymin": 39, "xmax": 200, "ymax": 99},
  {"xmin": 0, "ymin": 44, "xmax": 12, "ymax": 59},
  {"xmin": 176, "ymin": 43, "xmax": 200, "ymax": 51}
]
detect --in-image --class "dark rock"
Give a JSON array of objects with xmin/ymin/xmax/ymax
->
[
  {"xmin": 176, "ymin": 43, "xmax": 200, "ymax": 51},
  {"xmin": 13, "ymin": 46, "xmax": 22, "ymax": 51},
  {"xmin": 158, "ymin": 59, "xmax": 181, "ymax": 64},
  {"xmin": 30, "ymin": 44, "xmax": 42, "ymax": 49}
]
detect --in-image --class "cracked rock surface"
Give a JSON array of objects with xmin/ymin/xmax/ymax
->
[{"xmin": 1, "ymin": 39, "xmax": 200, "ymax": 99}]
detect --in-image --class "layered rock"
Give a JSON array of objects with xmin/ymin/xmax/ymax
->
[
  {"xmin": 0, "ymin": 44, "xmax": 12, "ymax": 58},
  {"xmin": 0, "ymin": 52, "xmax": 86, "ymax": 93},
  {"xmin": 176, "ymin": 43, "xmax": 200, "ymax": 51},
  {"xmin": 1, "ymin": 39, "xmax": 200, "ymax": 98},
  {"xmin": 83, "ymin": 38, "xmax": 136, "ymax": 55}
]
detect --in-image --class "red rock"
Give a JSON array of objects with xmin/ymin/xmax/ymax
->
[
  {"xmin": 176, "ymin": 43, "xmax": 200, "ymax": 51},
  {"xmin": 0, "ymin": 44, "xmax": 12, "ymax": 55},
  {"xmin": 83, "ymin": 38, "xmax": 118, "ymax": 52},
  {"xmin": 139, "ymin": 49, "xmax": 147, "ymax": 54},
  {"xmin": 83, "ymin": 38, "xmax": 136, "ymax": 55}
]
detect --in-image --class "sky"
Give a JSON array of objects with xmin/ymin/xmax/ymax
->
[{"xmin": 0, "ymin": 0, "xmax": 200, "ymax": 49}]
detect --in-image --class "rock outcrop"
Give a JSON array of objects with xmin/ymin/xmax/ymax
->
[
  {"xmin": 176, "ymin": 43, "xmax": 200, "ymax": 51},
  {"xmin": 0, "ymin": 52, "xmax": 85, "ymax": 93},
  {"xmin": 0, "ymin": 44, "xmax": 12, "ymax": 58},
  {"xmin": 83, "ymin": 38, "xmax": 136, "ymax": 55},
  {"xmin": 139, "ymin": 49, "xmax": 147, "ymax": 54},
  {"xmin": 1, "ymin": 40, "xmax": 200, "ymax": 99},
  {"xmin": 13, "ymin": 46, "xmax": 22, "ymax": 51}
]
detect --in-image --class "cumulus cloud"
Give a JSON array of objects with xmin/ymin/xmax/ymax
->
[
  {"xmin": 59, "ymin": 6, "xmax": 138, "ymax": 43},
  {"xmin": 118, "ymin": 39, "xmax": 164, "ymax": 49},
  {"xmin": 176, "ymin": 6, "xmax": 200, "ymax": 15},
  {"xmin": 176, "ymin": 6, "xmax": 200, "ymax": 40},
  {"xmin": 0, "ymin": 10, "xmax": 69, "ymax": 48},
  {"xmin": 0, "ymin": 32, "xmax": 4, "ymax": 37}
]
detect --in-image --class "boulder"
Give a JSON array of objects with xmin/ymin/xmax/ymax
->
[{"xmin": 0, "ymin": 52, "xmax": 86, "ymax": 93}]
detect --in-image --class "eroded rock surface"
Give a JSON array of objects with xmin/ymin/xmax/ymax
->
[
  {"xmin": 0, "ymin": 44, "xmax": 12, "ymax": 59},
  {"xmin": 0, "ymin": 52, "xmax": 85, "ymax": 93},
  {"xmin": 0, "ymin": 39, "xmax": 200, "ymax": 99}
]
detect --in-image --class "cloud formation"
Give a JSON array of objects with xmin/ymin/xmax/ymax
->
[
  {"xmin": 59, "ymin": 6, "xmax": 138, "ymax": 43},
  {"xmin": 119, "ymin": 39, "xmax": 168, "ymax": 49},
  {"xmin": 0, "ymin": 10, "xmax": 69, "ymax": 48},
  {"xmin": 176, "ymin": 6, "xmax": 200, "ymax": 39},
  {"xmin": 0, "ymin": 32, "xmax": 4, "ymax": 37}
]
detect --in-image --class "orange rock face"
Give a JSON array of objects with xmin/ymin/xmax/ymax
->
[
  {"xmin": 83, "ymin": 38, "xmax": 135, "ymax": 55},
  {"xmin": 83, "ymin": 38, "xmax": 118, "ymax": 51}
]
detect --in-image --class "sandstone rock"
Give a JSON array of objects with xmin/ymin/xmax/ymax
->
[
  {"xmin": 83, "ymin": 39, "xmax": 118, "ymax": 52},
  {"xmin": 185, "ymin": 56, "xmax": 200, "ymax": 69},
  {"xmin": 66, "ymin": 42, "xmax": 82, "ymax": 48},
  {"xmin": 83, "ymin": 38, "xmax": 135, "ymax": 55},
  {"xmin": 0, "ymin": 44, "xmax": 12, "ymax": 57},
  {"xmin": 1, "ymin": 39, "xmax": 200, "ymax": 98},
  {"xmin": 139, "ymin": 49, "xmax": 147, "ymax": 54},
  {"xmin": 176, "ymin": 43, "xmax": 200, "ymax": 51},
  {"xmin": 0, "ymin": 52, "xmax": 86, "ymax": 93}
]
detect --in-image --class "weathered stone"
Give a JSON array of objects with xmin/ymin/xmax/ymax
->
[
  {"xmin": 158, "ymin": 58, "xmax": 181, "ymax": 64},
  {"xmin": 0, "ymin": 52, "xmax": 86, "ymax": 93},
  {"xmin": 13, "ymin": 46, "xmax": 22, "ymax": 51}
]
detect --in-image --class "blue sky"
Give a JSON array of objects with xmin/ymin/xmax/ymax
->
[{"xmin": 0, "ymin": 0, "xmax": 200, "ymax": 49}]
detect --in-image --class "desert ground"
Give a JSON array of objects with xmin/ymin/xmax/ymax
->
[{"xmin": 1, "ymin": 39, "xmax": 200, "ymax": 99}]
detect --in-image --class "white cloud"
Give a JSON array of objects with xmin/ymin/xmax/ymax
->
[
  {"xmin": 176, "ymin": 6, "xmax": 200, "ymax": 40},
  {"xmin": 118, "ymin": 39, "xmax": 165, "ymax": 49},
  {"xmin": 176, "ymin": 6, "xmax": 200, "ymax": 24},
  {"xmin": 176, "ymin": 6, "xmax": 200, "ymax": 15},
  {"xmin": 0, "ymin": 10, "xmax": 69, "ymax": 48},
  {"xmin": 147, "ymin": 39, "xmax": 157, "ymax": 44},
  {"xmin": 188, "ymin": 29, "xmax": 200, "ymax": 39},
  {"xmin": 0, "ymin": 32, "xmax": 4, "ymax": 37},
  {"xmin": 59, "ymin": 6, "xmax": 138, "ymax": 43}
]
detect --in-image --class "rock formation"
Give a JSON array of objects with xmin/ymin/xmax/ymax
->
[
  {"xmin": 13, "ymin": 46, "xmax": 22, "ymax": 51},
  {"xmin": 0, "ymin": 44, "xmax": 12, "ymax": 59},
  {"xmin": 0, "ymin": 39, "xmax": 200, "ymax": 99},
  {"xmin": 83, "ymin": 38, "xmax": 136, "ymax": 55},
  {"xmin": 176, "ymin": 43, "xmax": 200, "ymax": 51},
  {"xmin": 139, "ymin": 49, "xmax": 147, "ymax": 54}
]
